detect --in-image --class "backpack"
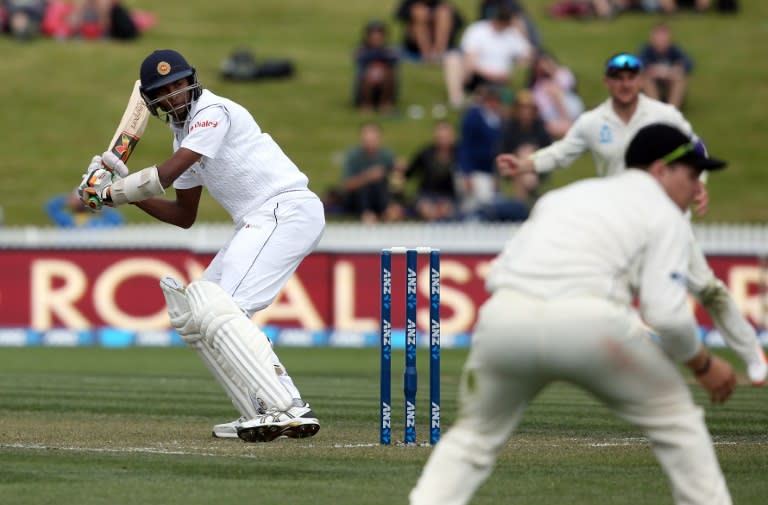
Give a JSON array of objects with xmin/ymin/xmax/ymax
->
[{"xmin": 221, "ymin": 49, "xmax": 295, "ymax": 81}]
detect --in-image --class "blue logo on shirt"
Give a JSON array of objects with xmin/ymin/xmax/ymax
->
[
  {"xmin": 670, "ymin": 271, "xmax": 689, "ymax": 287},
  {"xmin": 599, "ymin": 124, "xmax": 612, "ymax": 144}
]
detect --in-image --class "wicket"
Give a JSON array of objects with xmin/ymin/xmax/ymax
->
[{"xmin": 380, "ymin": 247, "xmax": 440, "ymax": 446}]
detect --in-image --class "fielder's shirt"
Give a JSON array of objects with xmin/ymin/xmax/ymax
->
[
  {"xmin": 486, "ymin": 170, "xmax": 701, "ymax": 362},
  {"xmin": 531, "ymin": 93, "xmax": 693, "ymax": 176}
]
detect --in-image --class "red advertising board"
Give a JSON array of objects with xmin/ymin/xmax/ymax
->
[{"xmin": 0, "ymin": 250, "xmax": 766, "ymax": 334}]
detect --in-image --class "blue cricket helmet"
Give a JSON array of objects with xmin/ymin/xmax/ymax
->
[{"xmin": 139, "ymin": 49, "xmax": 201, "ymax": 116}]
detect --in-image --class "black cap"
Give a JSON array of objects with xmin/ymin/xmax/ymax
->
[
  {"xmin": 625, "ymin": 123, "xmax": 727, "ymax": 171},
  {"xmin": 140, "ymin": 49, "xmax": 195, "ymax": 93}
]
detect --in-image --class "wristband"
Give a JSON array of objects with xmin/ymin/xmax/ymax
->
[{"xmin": 693, "ymin": 354, "xmax": 712, "ymax": 376}]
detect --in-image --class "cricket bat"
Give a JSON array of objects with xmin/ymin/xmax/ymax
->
[
  {"xmin": 105, "ymin": 79, "xmax": 150, "ymax": 175},
  {"xmin": 84, "ymin": 80, "xmax": 150, "ymax": 209}
]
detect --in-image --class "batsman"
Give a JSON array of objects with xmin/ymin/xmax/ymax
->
[{"xmin": 77, "ymin": 49, "xmax": 325, "ymax": 442}]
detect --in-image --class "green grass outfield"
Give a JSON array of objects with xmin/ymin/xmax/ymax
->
[
  {"xmin": 1, "ymin": 347, "xmax": 766, "ymax": 505},
  {"xmin": 1, "ymin": 1, "xmax": 767, "ymax": 225}
]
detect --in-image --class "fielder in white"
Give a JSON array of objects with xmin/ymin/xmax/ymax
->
[
  {"xmin": 496, "ymin": 52, "xmax": 767, "ymax": 385},
  {"xmin": 78, "ymin": 49, "xmax": 324, "ymax": 442},
  {"xmin": 410, "ymin": 123, "xmax": 737, "ymax": 505}
]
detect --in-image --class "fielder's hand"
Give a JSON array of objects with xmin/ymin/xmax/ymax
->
[
  {"xmin": 496, "ymin": 153, "xmax": 534, "ymax": 178},
  {"xmin": 691, "ymin": 353, "xmax": 736, "ymax": 404},
  {"xmin": 693, "ymin": 184, "xmax": 709, "ymax": 217}
]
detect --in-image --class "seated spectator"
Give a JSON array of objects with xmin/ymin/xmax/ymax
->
[
  {"xmin": 403, "ymin": 121, "xmax": 460, "ymax": 221},
  {"xmin": 478, "ymin": 0, "xmax": 542, "ymax": 50},
  {"xmin": 46, "ymin": 189, "xmax": 124, "ymax": 228},
  {"xmin": 527, "ymin": 51, "xmax": 584, "ymax": 137},
  {"xmin": 548, "ymin": 0, "xmax": 624, "ymax": 19},
  {"xmin": 340, "ymin": 122, "xmax": 405, "ymax": 223},
  {"xmin": 353, "ymin": 20, "xmax": 400, "ymax": 114},
  {"xmin": 443, "ymin": 4, "xmax": 532, "ymax": 108},
  {"xmin": 456, "ymin": 85, "xmax": 504, "ymax": 214},
  {"xmin": 1, "ymin": 0, "xmax": 46, "ymax": 40},
  {"xmin": 394, "ymin": 0, "xmax": 464, "ymax": 63},
  {"xmin": 42, "ymin": 0, "xmax": 140, "ymax": 40},
  {"xmin": 498, "ymin": 142, "xmax": 540, "ymax": 207},
  {"xmin": 500, "ymin": 89, "xmax": 552, "ymax": 155},
  {"xmin": 498, "ymin": 91, "xmax": 550, "ymax": 212},
  {"xmin": 644, "ymin": 0, "xmax": 711, "ymax": 13},
  {"xmin": 637, "ymin": 22, "xmax": 693, "ymax": 109}
]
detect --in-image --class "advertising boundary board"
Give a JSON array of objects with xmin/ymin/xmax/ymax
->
[{"xmin": 1, "ymin": 248, "xmax": 767, "ymax": 349}]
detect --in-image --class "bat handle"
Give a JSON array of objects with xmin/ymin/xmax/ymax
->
[{"xmin": 103, "ymin": 150, "xmax": 130, "ymax": 177}]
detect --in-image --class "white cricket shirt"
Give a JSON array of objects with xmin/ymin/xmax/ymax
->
[
  {"xmin": 460, "ymin": 20, "xmax": 531, "ymax": 76},
  {"xmin": 531, "ymin": 94, "xmax": 693, "ymax": 176},
  {"xmin": 486, "ymin": 170, "xmax": 700, "ymax": 362},
  {"xmin": 171, "ymin": 90, "xmax": 310, "ymax": 225}
]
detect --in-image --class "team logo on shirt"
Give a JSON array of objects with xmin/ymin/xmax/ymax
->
[
  {"xmin": 670, "ymin": 271, "xmax": 690, "ymax": 288},
  {"xmin": 189, "ymin": 120, "xmax": 219, "ymax": 132},
  {"xmin": 599, "ymin": 124, "xmax": 612, "ymax": 144}
]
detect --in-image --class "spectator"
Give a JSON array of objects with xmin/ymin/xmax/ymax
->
[
  {"xmin": 443, "ymin": 3, "xmax": 532, "ymax": 109},
  {"xmin": 46, "ymin": 189, "xmax": 124, "ymax": 227},
  {"xmin": 394, "ymin": 0, "xmax": 464, "ymax": 63},
  {"xmin": 353, "ymin": 20, "xmax": 400, "ymax": 114},
  {"xmin": 548, "ymin": 0, "xmax": 624, "ymax": 19},
  {"xmin": 498, "ymin": 142, "xmax": 541, "ymax": 210},
  {"xmin": 340, "ymin": 122, "xmax": 405, "ymax": 223},
  {"xmin": 497, "ymin": 90, "xmax": 548, "ymax": 213},
  {"xmin": 42, "ymin": 0, "xmax": 138, "ymax": 40},
  {"xmin": 527, "ymin": 51, "xmax": 585, "ymax": 137},
  {"xmin": 638, "ymin": 22, "xmax": 694, "ymax": 110},
  {"xmin": 501, "ymin": 89, "xmax": 552, "ymax": 155},
  {"xmin": 478, "ymin": 0, "xmax": 542, "ymax": 50},
  {"xmin": 1, "ymin": 0, "xmax": 46, "ymax": 40},
  {"xmin": 645, "ymin": 0, "xmax": 712, "ymax": 13},
  {"xmin": 456, "ymin": 84, "xmax": 529, "ymax": 222},
  {"xmin": 403, "ymin": 121, "xmax": 460, "ymax": 221}
]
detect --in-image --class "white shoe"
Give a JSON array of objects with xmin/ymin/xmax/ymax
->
[
  {"xmin": 212, "ymin": 416, "xmax": 247, "ymax": 439},
  {"xmin": 236, "ymin": 404, "xmax": 320, "ymax": 443},
  {"xmin": 747, "ymin": 345, "xmax": 767, "ymax": 386}
]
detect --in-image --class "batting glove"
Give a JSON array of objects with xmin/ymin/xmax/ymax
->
[
  {"xmin": 101, "ymin": 151, "xmax": 130, "ymax": 177},
  {"xmin": 78, "ymin": 156, "xmax": 118, "ymax": 211}
]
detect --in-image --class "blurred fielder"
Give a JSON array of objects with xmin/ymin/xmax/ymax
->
[
  {"xmin": 496, "ymin": 52, "xmax": 767, "ymax": 385},
  {"xmin": 78, "ymin": 49, "xmax": 324, "ymax": 442},
  {"xmin": 410, "ymin": 123, "xmax": 737, "ymax": 505}
]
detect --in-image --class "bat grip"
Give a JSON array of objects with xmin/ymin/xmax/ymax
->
[{"xmin": 103, "ymin": 149, "xmax": 130, "ymax": 177}]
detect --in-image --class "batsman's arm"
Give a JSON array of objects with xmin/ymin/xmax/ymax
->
[
  {"xmin": 106, "ymin": 147, "xmax": 200, "ymax": 203},
  {"xmin": 132, "ymin": 186, "xmax": 202, "ymax": 229}
]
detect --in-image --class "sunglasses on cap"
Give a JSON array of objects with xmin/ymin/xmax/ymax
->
[
  {"xmin": 658, "ymin": 139, "xmax": 727, "ymax": 171},
  {"xmin": 660, "ymin": 141, "xmax": 696, "ymax": 164},
  {"xmin": 605, "ymin": 53, "xmax": 643, "ymax": 76}
]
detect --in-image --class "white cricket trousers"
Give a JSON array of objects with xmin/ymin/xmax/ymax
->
[
  {"xmin": 409, "ymin": 289, "xmax": 731, "ymax": 505},
  {"xmin": 202, "ymin": 189, "xmax": 325, "ymax": 316}
]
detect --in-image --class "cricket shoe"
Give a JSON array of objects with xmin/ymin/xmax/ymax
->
[
  {"xmin": 212, "ymin": 416, "xmax": 247, "ymax": 439},
  {"xmin": 747, "ymin": 345, "xmax": 767, "ymax": 386},
  {"xmin": 236, "ymin": 404, "xmax": 320, "ymax": 443}
]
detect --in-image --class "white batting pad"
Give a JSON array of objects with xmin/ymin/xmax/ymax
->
[
  {"xmin": 160, "ymin": 277, "xmax": 201, "ymax": 343},
  {"xmin": 186, "ymin": 280, "xmax": 294, "ymax": 412},
  {"xmin": 160, "ymin": 276, "xmax": 259, "ymax": 417}
]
